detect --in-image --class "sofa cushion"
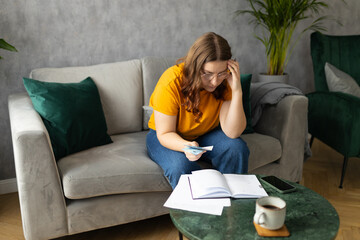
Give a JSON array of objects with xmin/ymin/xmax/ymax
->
[
  {"xmin": 141, "ymin": 57, "xmax": 177, "ymax": 130},
  {"xmin": 30, "ymin": 60, "xmax": 143, "ymax": 135},
  {"xmin": 23, "ymin": 77, "xmax": 112, "ymax": 160},
  {"xmin": 58, "ymin": 131, "xmax": 280, "ymax": 200},
  {"xmin": 141, "ymin": 57, "xmax": 177, "ymax": 106},
  {"xmin": 58, "ymin": 131, "xmax": 172, "ymax": 200},
  {"xmin": 242, "ymin": 133, "xmax": 282, "ymax": 171}
]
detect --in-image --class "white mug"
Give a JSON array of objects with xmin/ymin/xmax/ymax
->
[{"xmin": 253, "ymin": 196, "xmax": 286, "ymax": 230}]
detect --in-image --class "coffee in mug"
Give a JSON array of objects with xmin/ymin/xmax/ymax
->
[{"xmin": 254, "ymin": 196, "xmax": 286, "ymax": 230}]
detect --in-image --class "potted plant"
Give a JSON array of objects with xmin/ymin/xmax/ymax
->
[
  {"xmin": 0, "ymin": 38, "xmax": 17, "ymax": 59},
  {"xmin": 236, "ymin": 0, "xmax": 330, "ymax": 83}
]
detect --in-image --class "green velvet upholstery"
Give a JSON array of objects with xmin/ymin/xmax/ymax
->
[
  {"xmin": 307, "ymin": 91, "xmax": 360, "ymax": 156},
  {"xmin": 310, "ymin": 32, "xmax": 360, "ymax": 91},
  {"xmin": 240, "ymin": 73, "xmax": 254, "ymax": 134},
  {"xmin": 308, "ymin": 32, "xmax": 360, "ymax": 188}
]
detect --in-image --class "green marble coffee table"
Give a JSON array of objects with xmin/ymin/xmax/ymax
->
[{"xmin": 169, "ymin": 176, "xmax": 339, "ymax": 240}]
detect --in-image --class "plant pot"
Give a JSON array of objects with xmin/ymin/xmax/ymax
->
[{"xmin": 258, "ymin": 73, "xmax": 289, "ymax": 84}]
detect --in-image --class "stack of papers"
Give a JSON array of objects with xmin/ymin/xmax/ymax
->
[
  {"xmin": 164, "ymin": 175, "xmax": 230, "ymax": 215},
  {"xmin": 164, "ymin": 170, "xmax": 268, "ymax": 216}
]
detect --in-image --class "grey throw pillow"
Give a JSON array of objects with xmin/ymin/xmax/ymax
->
[
  {"xmin": 324, "ymin": 62, "xmax": 360, "ymax": 98},
  {"xmin": 142, "ymin": 105, "xmax": 153, "ymax": 130}
]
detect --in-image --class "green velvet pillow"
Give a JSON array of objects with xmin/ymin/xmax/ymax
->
[
  {"xmin": 23, "ymin": 77, "xmax": 113, "ymax": 160},
  {"xmin": 240, "ymin": 74, "xmax": 254, "ymax": 134}
]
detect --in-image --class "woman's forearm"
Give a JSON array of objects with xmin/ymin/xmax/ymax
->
[
  {"xmin": 220, "ymin": 90, "xmax": 247, "ymax": 138},
  {"xmin": 157, "ymin": 131, "xmax": 191, "ymax": 152}
]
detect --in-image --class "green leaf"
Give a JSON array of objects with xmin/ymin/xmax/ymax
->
[
  {"xmin": 0, "ymin": 39, "xmax": 18, "ymax": 52},
  {"xmin": 235, "ymin": 0, "xmax": 340, "ymax": 75}
]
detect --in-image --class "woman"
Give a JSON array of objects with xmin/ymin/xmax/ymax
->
[{"xmin": 146, "ymin": 32, "xmax": 249, "ymax": 189}]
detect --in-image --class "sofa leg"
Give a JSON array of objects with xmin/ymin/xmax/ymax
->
[
  {"xmin": 339, "ymin": 156, "xmax": 349, "ymax": 189},
  {"xmin": 309, "ymin": 135, "xmax": 315, "ymax": 148}
]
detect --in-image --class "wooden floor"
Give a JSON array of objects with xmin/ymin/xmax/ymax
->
[{"xmin": 1, "ymin": 138, "xmax": 359, "ymax": 240}]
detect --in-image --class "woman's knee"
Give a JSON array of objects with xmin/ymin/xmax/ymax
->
[
  {"xmin": 221, "ymin": 137, "xmax": 249, "ymax": 155},
  {"xmin": 166, "ymin": 156, "xmax": 201, "ymax": 176},
  {"xmin": 165, "ymin": 156, "xmax": 201, "ymax": 189}
]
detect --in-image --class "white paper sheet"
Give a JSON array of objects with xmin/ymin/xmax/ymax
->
[{"xmin": 164, "ymin": 175, "xmax": 230, "ymax": 216}]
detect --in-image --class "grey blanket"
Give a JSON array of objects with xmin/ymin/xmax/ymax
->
[
  {"xmin": 250, "ymin": 82, "xmax": 303, "ymax": 126},
  {"xmin": 250, "ymin": 81, "xmax": 311, "ymax": 160}
]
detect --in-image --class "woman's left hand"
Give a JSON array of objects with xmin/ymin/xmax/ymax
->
[{"xmin": 227, "ymin": 59, "xmax": 242, "ymax": 93}]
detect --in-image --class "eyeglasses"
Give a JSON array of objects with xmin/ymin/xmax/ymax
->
[{"xmin": 201, "ymin": 69, "xmax": 230, "ymax": 81}]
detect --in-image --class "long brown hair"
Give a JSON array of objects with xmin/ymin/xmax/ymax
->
[{"xmin": 177, "ymin": 32, "xmax": 232, "ymax": 122}]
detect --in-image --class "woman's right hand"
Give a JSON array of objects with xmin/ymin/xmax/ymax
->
[
  {"xmin": 184, "ymin": 141, "xmax": 205, "ymax": 161},
  {"xmin": 154, "ymin": 110, "xmax": 204, "ymax": 161}
]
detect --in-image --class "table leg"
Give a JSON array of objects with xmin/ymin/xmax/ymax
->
[{"xmin": 178, "ymin": 231, "xmax": 183, "ymax": 240}]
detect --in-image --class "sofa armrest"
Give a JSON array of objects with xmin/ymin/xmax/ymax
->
[
  {"xmin": 253, "ymin": 95, "xmax": 308, "ymax": 182},
  {"xmin": 8, "ymin": 93, "xmax": 68, "ymax": 240}
]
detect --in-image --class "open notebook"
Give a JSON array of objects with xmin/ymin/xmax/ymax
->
[{"xmin": 188, "ymin": 169, "xmax": 268, "ymax": 199}]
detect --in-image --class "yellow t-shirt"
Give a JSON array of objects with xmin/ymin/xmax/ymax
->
[{"xmin": 148, "ymin": 63, "xmax": 232, "ymax": 140}]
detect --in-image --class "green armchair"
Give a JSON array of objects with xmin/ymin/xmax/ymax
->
[{"xmin": 308, "ymin": 32, "xmax": 360, "ymax": 188}]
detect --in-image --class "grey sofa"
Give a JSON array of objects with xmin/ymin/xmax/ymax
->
[{"xmin": 8, "ymin": 57, "xmax": 308, "ymax": 240}]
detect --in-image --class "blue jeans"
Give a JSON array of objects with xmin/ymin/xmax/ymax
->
[{"xmin": 146, "ymin": 128, "xmax": 249, "ymax": 189}]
